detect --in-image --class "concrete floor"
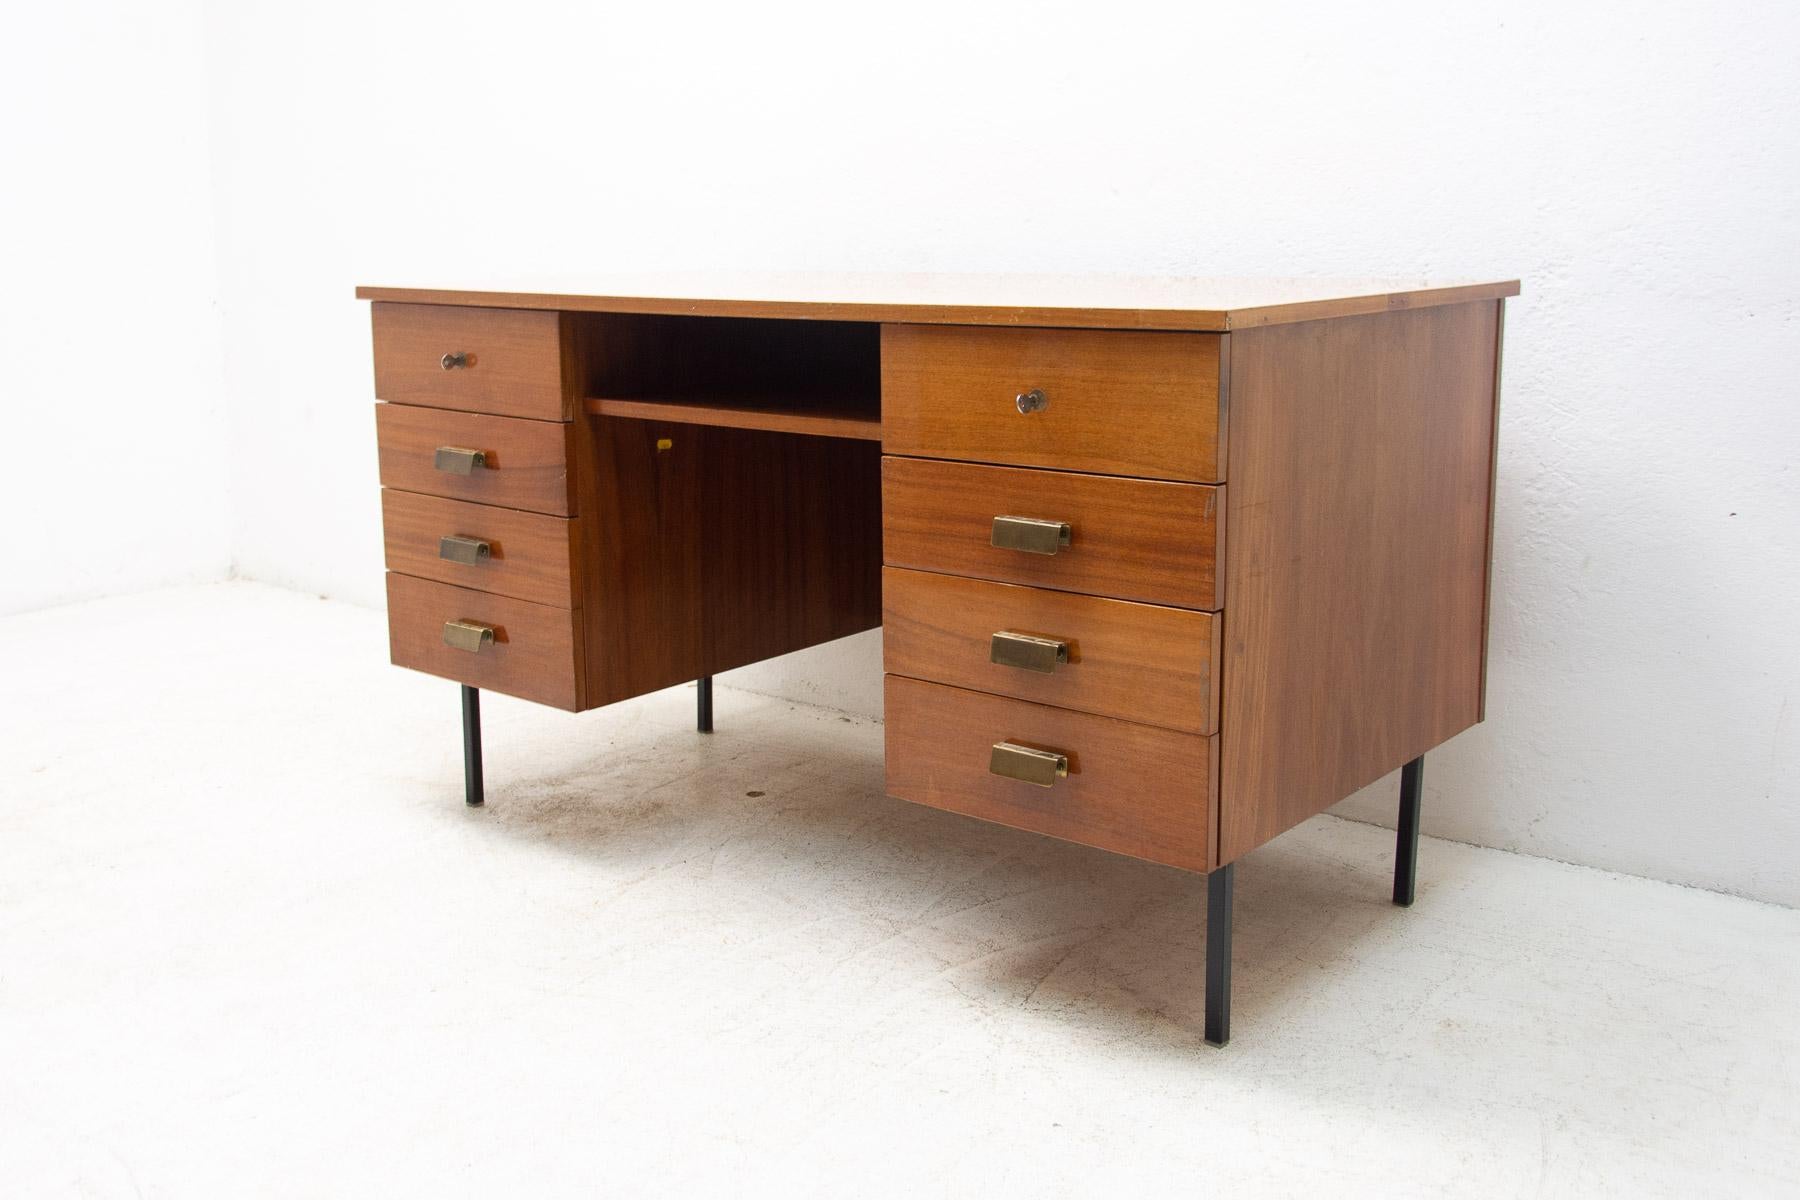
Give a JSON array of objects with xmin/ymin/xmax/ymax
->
[{"xmin": 3, "ymin": 583, "xmax": 1797, "ymax": 1197}]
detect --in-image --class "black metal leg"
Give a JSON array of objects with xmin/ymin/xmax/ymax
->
[
  {"xmin": 1393, "ymin": 754, "xmax": 1423, "ymax": 906},
  {"xmin": 461, "ymin": 685, "xmax": 484, "ymax": 807},
  {"xmin": 697, "ymin": 675, "xmax": 713, "ymax": 733},
  {"xmin": 1205, "ymin": 863, "xmax": 1233, "ymax": 1046}
]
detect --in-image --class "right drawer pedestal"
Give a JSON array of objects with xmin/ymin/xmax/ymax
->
[{"xmin": 880, "ymin": 322, "xmax": 1226, "ymax": 871}]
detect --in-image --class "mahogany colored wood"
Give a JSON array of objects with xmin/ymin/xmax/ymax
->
[
  {"xmin": 882, "ymin": 325, "xmax": 1224, "ymax": 482},
  {"xmin": 371, "ymin": 303, "xmax": 571, "ymax": 420},
  {"xmin": 575, "ymin": 417, "xmax": 883, "ymax": 707},
  {"xmin": 884, "ymin": 676, "xmax": 1217, "ymax": 872},
  {"xmin": 883, "ymin": 568, "xmax": 1219, "ymax": 734},
  {"xmin": 381, "ymin": 490, "xmax": 579, "ymax": 608},
  {"xmin": 882, "ymin": 458, "xmax": 1222, "ymax": 610},
  {"xmin": 386, "ymin": 573, "xmax": 583, "ymax": 711},
  {"xmin": 587, "ymin": 397, "xmax": 881, "ymax": 441},
  {"xmin": 375, "ymin": 404, "xmax": 575, "ymax": 515},
  {"xmin": 1219, "ymin": 301, "xmax": 1501, "ymax": 864},
  {"xmin": 356, "ymin": 276, "xmax": 1521, "ymax": 332}
]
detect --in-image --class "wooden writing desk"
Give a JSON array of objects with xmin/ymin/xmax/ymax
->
[{"xmin": 357, "ymin": 275, "xmax": 1517, "ymax": 1046}]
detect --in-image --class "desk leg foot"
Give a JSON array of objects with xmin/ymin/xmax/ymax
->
[
  {"xmin": 697, "ymin": 675, "xmax": 713, "ymax": 733},
  {"xmin": 461, "ymin": 685, "xmax": 484, "ymax": 807},
  {"xmin": 1205, "ymin": 862, "xmax": 1233, "ymax": 1046},
  {"xmin": 1393, "ymin": 754, "xmax": 1423, "ymax": 905}
]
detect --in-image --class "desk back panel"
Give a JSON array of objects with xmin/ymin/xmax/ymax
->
[{"xmin": 577, "ymin": 416, "xmax": 882, "ymax": 707}]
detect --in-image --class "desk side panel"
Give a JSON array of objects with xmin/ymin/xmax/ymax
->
[{"xmin": 1219, "ymin": 301, "xmax": 1500, "ymax": 864}]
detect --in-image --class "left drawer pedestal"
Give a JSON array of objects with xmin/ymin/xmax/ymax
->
[{"xmin": 371, "ymin": 303, "xmax": 585, "ymax": 709}]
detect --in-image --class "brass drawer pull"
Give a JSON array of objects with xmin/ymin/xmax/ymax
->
[
  {"xmin": 440, "ymin": 351, "xmax": 475, "ymax": 370},
  {"xmin": 433, "ymin": 446, "xmax": 489, "ymax": 474},
  {"xmin": 990, "ymin": 631, "xmax": 1069, "ymax": 673},
  {"xmin": 989, "ymin": 741, "xmax": 1069, "ymax": 787},
  {"xmin": 442, "ymin": 620, "xmax": 495, "ymax": 652},
  {"xmin": 1015, "ymin": 388, "xmax": 1048, "ymax": 414},
  {"xmin": 438, "ymin": 535, "xmax": 492, "ymax": 565},
  {"xmin": 991, "ymin": 515, "xmax": 1071, "ymax": 555}
]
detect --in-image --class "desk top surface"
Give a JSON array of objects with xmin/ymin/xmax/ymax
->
[{"xmin": 355, "ymin": 273, "xmax": 1519, "ymax": 332}]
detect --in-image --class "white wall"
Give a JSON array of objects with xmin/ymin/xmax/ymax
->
[
  {"xmin": 96, "ymin": 0, "xmax": 1794, "ymax": 906},
  {"xmin": 1, "ymin": 2, "xmax": 229, "ymax": 615}
]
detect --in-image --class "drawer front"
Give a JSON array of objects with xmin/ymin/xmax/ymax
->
[
  {"xmin": 382, "ymin": 490, "xmax": 579, "ymax": 608},
  {"xmin": 882, "ymin": 457, "xmax": 1221, "ymax": 610},
  {"xmin": 883, "ymin": 568, "xmax": 1218, "ymax": 734},
  {"xmin": 371, "ymin": 303, "xmax": 569, "ymax": 420},
  {"xmin": 881, "ymin": 325, "xmax": 1224, "ymax": 482},
  {"xmin": 386, "ymin": 574, "xmax": 583, "ymax": 710},
  {"xmin": 375, "ymin": 404, "xmax": 574, "ymax": 515},
  {"xmin": 884, "ymin": 676, "xmax": 1216, "ymax": 872}
]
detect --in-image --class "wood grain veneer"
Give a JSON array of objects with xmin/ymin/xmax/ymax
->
[
  {"xmin": 882, "ymin": 458, "xmax": 1222, "ymax": 610},
  {"xmin": 375, "ymin": 404, "xmax": 575, "ymax": 515},
  {"xmin": 386, "ymin": 573, "xmax": 583, "ymax": 710},
  {"xmin": 1218, "ymin": 301, "xmax": 1501, "ymax": 864},
  {"xmin": 882, "ymin": 325, "xmax": 1224, "ymax": 482},
  {"xmin": 371, "ymin": 303, "xmax": 572, "ymax": 420},
  {"xmin": 884, "ymin": 676, "xmax": 1217, "ymax": 872},
  {"xmin": 883, "ymin": 568, "xmax": 1219, "ymax": 734},
  {"xmin": 575, "ymin": 417, "xmax": 883, "ymax": 707},
  {"xmin": 356, "ymin": 275, "xmax": 1520, "ymax": 332},
  {"xmin": 381, "ymin": 490, "xmax": 579, "ymax": 608}
]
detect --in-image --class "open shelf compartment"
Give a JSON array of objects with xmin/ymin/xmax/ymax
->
[{"xmin": 576, "ymin": 313, "xmax": 881, "ymax": 440}]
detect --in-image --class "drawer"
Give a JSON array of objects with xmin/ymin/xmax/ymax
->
[
  {"xmin": 882, "ymin": 457, "xmax": 1221, "ymax": 610},
  {"xmin": 884, "ymin": 676, "xmax": 1216, "ymax": 872},
  {"xmin": 375, "ymin": 404, "xmax": 574, "ymax": 515},
  {"xmin": 386, "ymin": 574, "xmax": 583, "ymax": 710},
  {"xmin": 881, "ymin": 325, "xmax": 1224, "ymax": 482},
  {"xmin": 371, "ymin": 303, "xmax": 570, "ymax": 420},
  {"xmin": 883, "ymin": 568, "xmax": 1218, "ymax": 734},
  {"xmin": 382, "ymin": 490, "xmax": 580, "ymax": 607}
]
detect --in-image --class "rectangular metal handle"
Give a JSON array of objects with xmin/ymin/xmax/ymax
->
[
  {"xmin": 442, "ymin": 620, "xmax": 495, "ymax": 653},
  {"xmin": 434, "ymin": 446, "xmax": 489, "ymax": 475},
  {"xmin": 438, "ymin": 535, "xmax": 492, "ymax": 565},
  {"xmin": 990, "ymin": 631, "xmax": 1069, "ymax": 673},
  {"xmin": 989, "ymin": 741, "xmax": 1069, "ymax": 787},
  {"xmin": 991, "ymin": 515, "xmax": 1071, "ymax": 555}
]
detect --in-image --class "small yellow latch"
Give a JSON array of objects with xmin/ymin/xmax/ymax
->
[{"xmin": 656, "ymin": 438, "xmax": 673, "ymax": 452}]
